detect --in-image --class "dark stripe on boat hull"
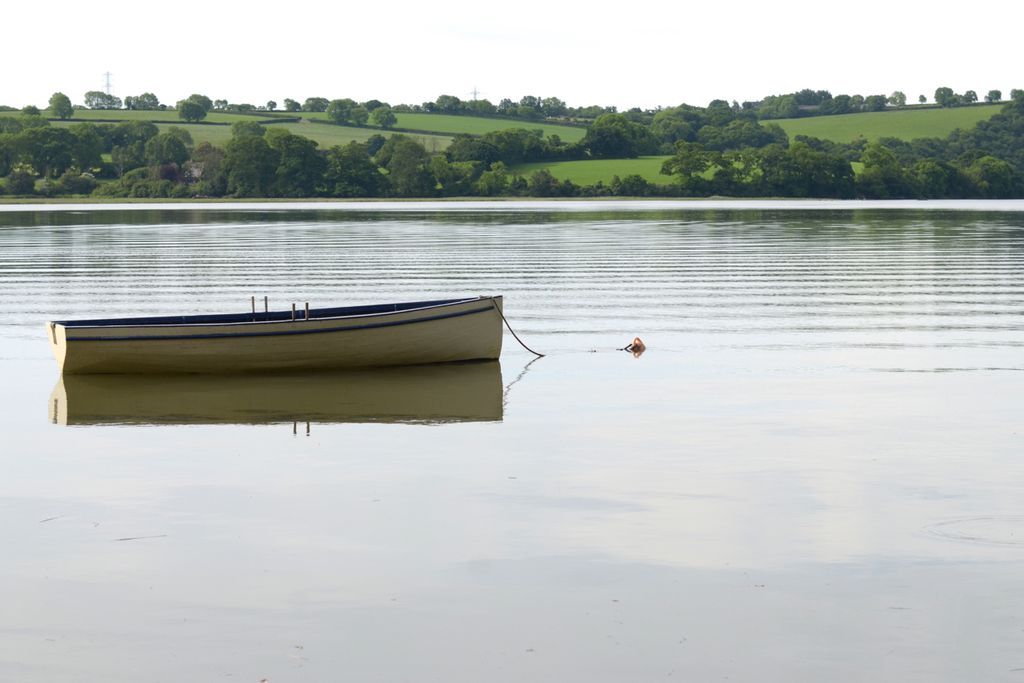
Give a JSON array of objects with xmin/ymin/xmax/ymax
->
[{"xmin": 66, "ymin": 305, "xmax": 495, "ymax": 342}]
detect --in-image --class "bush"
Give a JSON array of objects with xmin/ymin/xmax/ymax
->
[
  {"xmin": 4, "ymin": 169, "xmax": 35, "ymax": 195},
  {"xmin": 93, "ymin": 167, "xmax": 190, "ymax": 198},
  {"xmin": 54, "ymin": 171, "xmax": 98, "ymax": 195}
]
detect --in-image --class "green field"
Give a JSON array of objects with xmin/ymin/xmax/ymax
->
[
  {"xmin": 513, "ymin": 156, "xmax": 673, "ymax": 185},
  {"xmin": 770, "ymin": 104, "xmax": 1002, "ymax": 143},
  {"xmin": 48, "ymin": 119, "xmax": 451, "ymax": 150},
  {"xmin": 278, "ymin": 121, "xmax": 450, "ymax": 150},
  {"xmin": 395, "ymin": 113, "xmax": 585, "ymax": 141},
  {"xmin": 302, "ymin": 111, "xmax": 586, "ymax": 141}
]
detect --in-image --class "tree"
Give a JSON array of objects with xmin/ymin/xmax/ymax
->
[
  {"xmin": 186, "ymin": 142, "xmax": 227, "ymax": 195},
  {"xmin": 934, "ymin": 87, "xmax": 956, "ymax": 107},
  {"xmin": 262, "ymin": 130, "xmax": 324, "ymax": 197},
  {"xmin": 18, "ymin": 127, "xmax": 75, "ymax": 177},
  {"xmin": 888, "ymin": 91, "xmax": 907, "ymax": 107},
  {"xmin": 430, "ymin": 156, "xmax": 479, "ymax": 196},
  {"xmin": 661, "ymin": 141, "xmax": 715, "ymax": 188},
  {"xmin": 283, "ymin": 98, "xmax": 300, "ymax": 112},
  {"xmin": 1012, "ymin": 89, "xmax": 1024, "ymax": 102},
  {"xmin": 110, "ymin": 120, "xmax": 159, "ymax": 148},
  {"xmin": 527, "ymin": 169, "xmax": 562, "ymax": 197},
  {"xmin": 231, "ymin": 121, "xmax": 265, "ymax": 139},
  {"xmin": 21, "ymin": 105, "xmax": 40, "ymax": 116},
  {"xmin": 223, "ymin": 135, "xmax": 278, "ymax": 196},
  {"xmin": 266, "ymin": 100, "xmax": 277, "ymax": 111},
  {"xmin": 918, "ymin": 94, "xmax": 927, "ymax": 104},
  {"xmin": 912, "ymin": 159, "xmax": 959, "ymax": 198},
  {"xmin": 144, "ymin": 132, "xmax": 189, "ymax": 166},
  {"xmin": 326, "ymin": 98, "xmax": 356, "ymax": 124},
  {"xmin": 49, "ymin": 92, "xmax": 73, "ymax": 119},
  {"xmin": 965, "ymin": 156, "xmax": 1022, "ymax": 198},
  {"xmin": 963, "ymin": 90, "xmax": 978, "ymax": 104},
  {"xmin": 446, "ymin": 135, "xmax": 500, "ymax": 164},
  {"xmin": 826, "ymin": 94, "xmax": 854, "ymax": 115},
  {"xmin": 111, "ymin": 143, "xmax": 146, "ymax": 176},
  {"xmin": 757, "ymin": 94, "xmax": 799, "ymax": 119},
  {"xmin": 434, "ymin": 94, "xmax": 463, "ymax": 113},
  {"xmin": 178, "ymin": 100, "xmax": 207, "ymax": 122},
  {"xmin": 184, "ymin": 94, "xmax": 213, "ymax": 112},
  {"xmin": 856, "ymin": 142, "xmax": 912, "ymax": 198},
  {"xmin": 582, "ymin": 113, "xmax": 657, "ymax": 158},
  {"xmin": 755, "ymin": 142, "xmax": 854, "ymax": 198},
  {"xmin": 863, "ymin": 95, "xmax": 888, "ymax": 112},
  {"xmin": 0, "ymin": 133, "xmax": 15, "ymax": 177},
  {"xmin": 177, "ymin": 94, "xmax": 213, "ymax": 122},
  {"xmin": 985, "ymin": 90, "xmax": 1002, "ymax": 103},
  {"xmin": 365, "ymin": 134, "xmax": 387, "ymax": 157},
  {"xmin": 371, "ymin": 106, "xmax": 397, "ymax": 129},
  {"xmin": 474, "ymin": 162, "xmax": 510, "ymax": 196},
  {"xmin": 68, "ymin": 123, "xmax": 104, "ymax": 170},
  {"xmin": 350, "ymin": 105, "xmax": 369, "ymax": 126},
  {"xmin": 541, "ymin": 97, "xmax": 568, "ymax": 117},
  {"xmin": 84, "ymin": 91, "xmax": 122, "ymax": 109},
  {"xmin": 374, "ymin": 135, "xmax": 435, "ymax": 197},
  {"xmin": 322, "ymin": 142, "xmax": 385, "ymax": 197},
  {"xmin": 466, "ymin": 99, "xmax": 497, "ymax": 116},
  {"xmin": 125, "ymin": 93, "xmax": 160, "ymax": 110},
  {"xmin": 302, "ymin": 97, "xmax": 329, "ymax": 112},
  {"xmin": 163, "ymin": 126, "xmax": 193, "ymax": 148}
]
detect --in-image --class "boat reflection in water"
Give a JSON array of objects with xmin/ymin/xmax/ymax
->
[{"xmin": 50, "ymin": 361, "xmax": 503, "ymax": 426}]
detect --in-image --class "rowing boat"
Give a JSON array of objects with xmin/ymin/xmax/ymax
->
[{"xmin": 47, "ymin": 296, "xmax": 504, "ymax": 374}]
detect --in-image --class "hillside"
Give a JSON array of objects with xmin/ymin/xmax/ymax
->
[
  {"xmin": 3, "ymin": 94, "xmax": 1021, "ymax": 200},
  {"xmin": 36, "ymin": 107, "xmax": 581, "ymax": 149},
  {"xmin": 513, "ymin": 157, "xmax": 673, "ymax": 185},
  {"xmin": 300, "ymin": 111, "xmax": 586, "ymax": 141},
  {"xmin": 45, "ymin": 118, "xmax": 451, "ymax": 151},
  {"xmin": 769, "ymin": 104, "xmax": 1002, "ymax": 142}
]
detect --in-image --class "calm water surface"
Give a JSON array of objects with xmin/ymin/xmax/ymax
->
[{"xmin": 1, "ymin": 202, "xmax": 1023, "ymax": 682}]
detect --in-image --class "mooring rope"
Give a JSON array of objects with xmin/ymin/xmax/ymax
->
[{"xmin": 491, "ymin": 299, "xmax": 545, "ymax": 357}]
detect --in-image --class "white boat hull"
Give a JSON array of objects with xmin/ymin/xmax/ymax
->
[{"xmin": 48, "ymin": 296, "xmax": 504, "ymax": 374}]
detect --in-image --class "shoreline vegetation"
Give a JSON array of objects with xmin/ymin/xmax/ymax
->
[{"xmin": 2, "ymin": 87, "xmax": 1023, "ymax": 201}]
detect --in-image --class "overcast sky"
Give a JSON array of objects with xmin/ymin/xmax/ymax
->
[{"xmin": 6, "ymin": 0, "xmax": 1021, "ymax": 111}]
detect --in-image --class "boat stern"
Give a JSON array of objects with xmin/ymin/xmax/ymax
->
[{"xmin": 46, "ymin": 322, "xmax": 68, "ymax": 373}]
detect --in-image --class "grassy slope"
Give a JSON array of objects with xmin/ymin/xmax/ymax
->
[
  {"xmin": 513, "ymin": 156, "xmax": 674, "ymax": 185},
  {"xmin": 40, "ymin": 108, "xmax": 557, "ymax": 148},
  {"xmin": 302, "ymin": 111, "xmax": 586, "ymax": 141},
  {"xmin": 273, "ymin": 121, "xmax": 450, "ymax": 150},
  {"xmin": 769, "ymin": 104, "xmax": 1001, "ymax": 142},
  {"xmin": 513, "ymin": 106, "xmax": 1003, "ymax": 184},
  {"xmin": 395, "ymin": 113, "xmax": 585, "ymax": 141},
  {"xmin": 48, "ymin": 119, "xmax": 451, "ymax": 150}
]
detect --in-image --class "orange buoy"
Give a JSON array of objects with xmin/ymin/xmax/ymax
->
[{"xmin": 624, "ymin": 336, "xmax": 646, "ymax": 357}]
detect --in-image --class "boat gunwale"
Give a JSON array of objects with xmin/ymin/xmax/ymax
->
[
  {"xmin": 52, "ymin": 296, "xmax": 498, "ymax": 331},
  {"xmin": 63, "ymin": 303, "xmax": 499, "ymax": 343}
]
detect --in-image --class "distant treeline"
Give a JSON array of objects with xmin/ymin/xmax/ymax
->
[
  {"xmin": 750, "ymin": 87, "xmax": 1022, "ymax": 120},
  {"xmin": 12, "ymin": 85, "xmax": 1022, "ymax": 128},
  {"xmin": 2, "ymin": 95, "xmax": 1024, "ymax": 199}
]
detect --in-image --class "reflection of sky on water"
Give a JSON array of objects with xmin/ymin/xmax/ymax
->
[{"xmin": 1, "ymin": 206, "xmax": 1023, "ymax": 681}]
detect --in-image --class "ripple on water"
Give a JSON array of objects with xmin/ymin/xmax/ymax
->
[{"xmin": 925, "ymin": 516, "xmax": 1024, "ymax": 546}]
